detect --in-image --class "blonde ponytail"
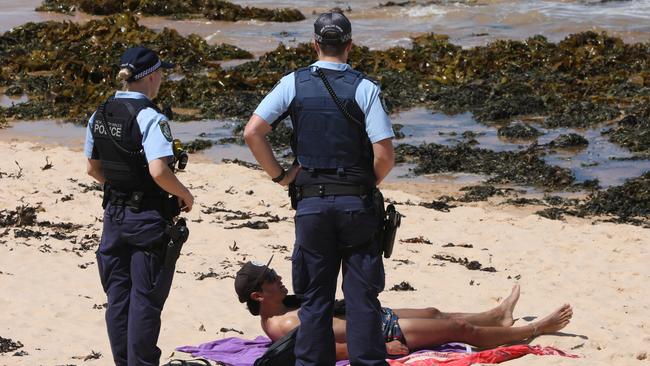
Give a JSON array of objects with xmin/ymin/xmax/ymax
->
[{"xmin": 117, "ymin": 68, "xmax": 132, "ymax": 82}]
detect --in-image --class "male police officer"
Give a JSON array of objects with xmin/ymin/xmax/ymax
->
[
  {"xmin": 244, "ymin": 12, "xmax": 395, "ymax": 366},
  {"xmin": 85, "ymin": 46, "xmax": 194, "ymax": 366}
]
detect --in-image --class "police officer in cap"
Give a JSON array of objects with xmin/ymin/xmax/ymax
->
[
  {"xmin": 84, "ymin": 46, "xmax": 194, "ymax": 366},
  {"xmin": 244, "ymin": 11, "xmax": 395, "ymax": 366}
]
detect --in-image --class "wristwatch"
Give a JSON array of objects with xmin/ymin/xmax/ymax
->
[{"xmin": 272, "ymin": 168, "xmax": 286, "ymax": 183}]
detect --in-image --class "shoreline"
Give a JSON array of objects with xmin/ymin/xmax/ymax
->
[
  {"xmin": 0, "ymin": 140, "xmax": 648, "ymax": 365},
  {"xmin": 1, "ymin": 118, "xmax": 647, "ymax": 228}
]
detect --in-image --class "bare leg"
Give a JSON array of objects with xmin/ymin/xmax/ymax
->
[
  {"xmin": 394, "ymin": 285, "xmax": 520, "ymax": 327},
  {"xmin": 399, "ymin": 303, "xmax": 572, "ymax": 350}
]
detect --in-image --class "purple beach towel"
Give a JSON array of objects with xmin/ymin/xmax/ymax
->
[
  {"xmin": 178, "ymin": 337, "xmax": 471, "ymax": 366},
  {"xmin": 176, "ymin": 336, "xmax": 272, "ymax": 366}
]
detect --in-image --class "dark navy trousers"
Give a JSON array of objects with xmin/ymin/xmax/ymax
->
[
  {"xmin": 293, "ymin": 195, "xmax": 388, "ymax": 366},
  {"xmin": 96, "ymin": 202, "xmax": 175, "ymax": 366}
]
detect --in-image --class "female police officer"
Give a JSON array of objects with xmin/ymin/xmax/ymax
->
[{"xmin": 84, "ymin": 46, "xmax": 194, "ymax": 366}]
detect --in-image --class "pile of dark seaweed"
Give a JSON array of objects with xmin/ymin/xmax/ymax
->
[
  {"xmin": 36, "ymin": 0, "xmax": 305, "ymax": 22},
  {"xmin": 2, "ymin": 16, "xmax": 649, "ymax": 149},
  {"xmin": 395, "ymin": 143, "xmax": 576, "ymax": 189},
  {"xmin": 0, "ymin": 14, "xmax": 252, "ymax": 122},
  {"xmin": 0, "ymin": 336, "xmax": 23, "ymax": 354},
  {"xmin": 1, "ymin": 15, "xmax": 649, "ymax": 226},
  {"xmin": 534, "ymin": 172, "xmax": 650, "ymax": 227},
  {"xmin": 0, "ymin": 205, "xmax": 92, "ymax": 249},
  {"xmin": 417, "ymin": 175, "xmax": 650, "ymax": 227}
]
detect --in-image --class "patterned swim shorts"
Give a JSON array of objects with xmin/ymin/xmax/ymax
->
[{"xmin": 381, "ymin": 307, "xmax": 405, "ymax": 343}]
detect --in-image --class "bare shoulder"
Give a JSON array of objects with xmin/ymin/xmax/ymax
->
[{"xmin": 263, "ymin": 311, "xmax": 300, "ymax": 341}]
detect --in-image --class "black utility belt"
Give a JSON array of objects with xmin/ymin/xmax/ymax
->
[
  {"xmin": 107, "ymin": 191, "xmax": 161, "ymax": 208},
  {"xmin": 103, "ymin": 188, "xmax": 179, "ymax": 217},
  {"xmin": 297, "ymin": 184, "xmax": 370, "ymax": 199},
  {"xmin": 108, "ymin": 194, "xmax": 162, "ymax": 209}
]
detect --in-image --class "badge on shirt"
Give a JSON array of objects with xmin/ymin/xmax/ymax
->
[
  {"xmin": 379, "ymin": 92, "xmax": 390, "ymax": 114},
  {"xmin": 159, "ymin": 120, "xmax": 173, "ymax": 142}
]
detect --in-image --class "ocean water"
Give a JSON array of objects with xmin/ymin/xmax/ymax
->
[{"xmin": 2, "ymin": 0, "xmax": 650, "ymax": 53}]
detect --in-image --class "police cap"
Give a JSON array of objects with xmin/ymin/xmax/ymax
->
[
  {"xmin": 119, "ymin": 46, "xmax": 175, "ymax": 82},
  {"xmin": 314, "ymin": 11, "xmax": 352, "ymax": 45}
]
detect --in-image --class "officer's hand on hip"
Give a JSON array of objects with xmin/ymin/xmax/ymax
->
[
  {"xmin": 279, "ymin": 165, "xmax": 301, "ymax": 187},
  {"xmin": 178, "ymin": 191, "xmax": 194, "ymax": 213}
]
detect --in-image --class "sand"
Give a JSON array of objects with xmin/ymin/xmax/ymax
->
[{"xmin": 0, "ymin": 139, "xmax": 648, "ymax": 365}]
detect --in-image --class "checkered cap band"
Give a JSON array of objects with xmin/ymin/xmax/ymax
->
[{"xmin": 131, "ymin": 60, "xmax": 161, "ymax": 81}]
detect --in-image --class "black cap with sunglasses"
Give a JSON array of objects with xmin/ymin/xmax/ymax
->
[{"xmin": 234, "ymin": 256, "xmax": 277, "ymax": 303}]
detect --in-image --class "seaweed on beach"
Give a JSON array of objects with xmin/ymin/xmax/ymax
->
[
  {"xmin": 503, "ymin": 197, "xmax": 546, "ymax": 206},
  {"xmin": 36, "ymin": 0, "xmax": 305, "ymax": 22},
  {"xmin": 457, "ymin": 185, "xmax": 516, "ymax": 202},
  {"xmin": 195, "ymin": 268, "xmax": 234, "ymax": 280},
  {"xmin": 432, "ymin": 254, "xmax": 497, "ymax": 272},
  {"xmin": 0, "ymin": 204, "xmax": 88, "ymax": 242},
  {"xmin": 419, "ymin": 199, "xmax": 456, "ymax": 212},
  {"xmin": 222, "ymin": 158, "xmax": 262, "ymax": 170},
  {"xmin": 400, "ymin": 236, "xmax": 433, "ymax": 244},
  {"xmin": 497, "ymin": 123, "xmax": 542, "ymax": 140},
  {"xmin": 202, "ymin": 1, "xmax": 305, "ymax": 22},
  {"xmin": 71, "ymin": 350, "xmax": 102, "ymax": 361},
  {"xmin": 14, "ymin": 227, "xmax": 44, "ymax": 239},
  {"xmin": 224, "ymin": 220, "xmax": 269, "ymax": 230},
  {"xmin": 378, "ymin": 0, "xmax": 479, "ymax": 7},
  {"xmin": 536, "ymin": 207, "xmax": 567, "ymax": 220},
  {"xmin": 548, "ymin": 133, "xmax": 589, "ymax": 149},
  {"xmin": 220, "ymin": 327, "xmax": 244, "ymax": 335},
  {"xmin": 0, "ymin": 336, "xmax": 23, "ymax": 354},
  {"xmin": 0, "ymin": 14, "xmax": 252, "ymax": 123},
  {"xmin": 4, "ymin": 16, "xmax": 650, "ymax": 156},
  {"xmin": 3, "ymin": 16, "xmax": 650, "ymax": 195},
  {"xmin": 78, "ymin": 182, "xmax": 103, "ymax": 193},
  {"xmin": 442, "ymin": 243, "xmax": 473, "ymax": 248},
  {"xmin": 202, "ymin": 202, "xmax": 286, "ymax": 228},
  {"xmin": 0, "ymin": 205, "xmax": 38, "ymax": 227},
  {"xmin": 389, "ymin": 281, "xmax": 416, "ymax": 291},
  {"xmin": 395, "ymin": 143, "xmax": 575, "ymax": 189},
  {"xmin": 603, "ymin": 106, "xmax": 650, "ymax": 155},
  {"xmin": 578, "ymin": 172, "xmax": 650, "ymax": 220},
  {"xmin": 181, "ymin": 139, "xmax": 214, "ymax": 153},
  {"xmin": 501, "ymin": 173, "xmax": 650, "ymax": 226}
]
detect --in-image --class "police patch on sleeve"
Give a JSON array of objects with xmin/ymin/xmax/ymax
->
[
  {"xmin": 379, "ymin": 92, "xmax": 390, "ymax": 114},
  {"xmin": 159, "ymin": 120, "xmax": 173, "ymax": 142}
]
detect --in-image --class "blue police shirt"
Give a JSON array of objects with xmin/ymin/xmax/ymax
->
[
  {"xmin": 253, "ymin": 61, "xmax": 394, "ymax": 143},
  {"xmin": 84, "ymin": 91, "xmax": 173, "ymax": 163}
]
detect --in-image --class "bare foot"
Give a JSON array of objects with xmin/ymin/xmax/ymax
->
[
  {"xmin": 532, "ymin": 303, "xmax": 573, "ymax": 337},
  {"xmin": 495, "ymin": 284, "xmax": 520, "ymax": 326}
]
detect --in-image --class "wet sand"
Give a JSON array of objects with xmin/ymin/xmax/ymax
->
[{"xmin": 0, "ymin": 140, "xmax": 649, "ymax": 365}]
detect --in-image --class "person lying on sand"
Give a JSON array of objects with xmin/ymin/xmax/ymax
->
[{"xmin": 234, "ymin": 261, "xmax": 573, "ymax": 360}]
